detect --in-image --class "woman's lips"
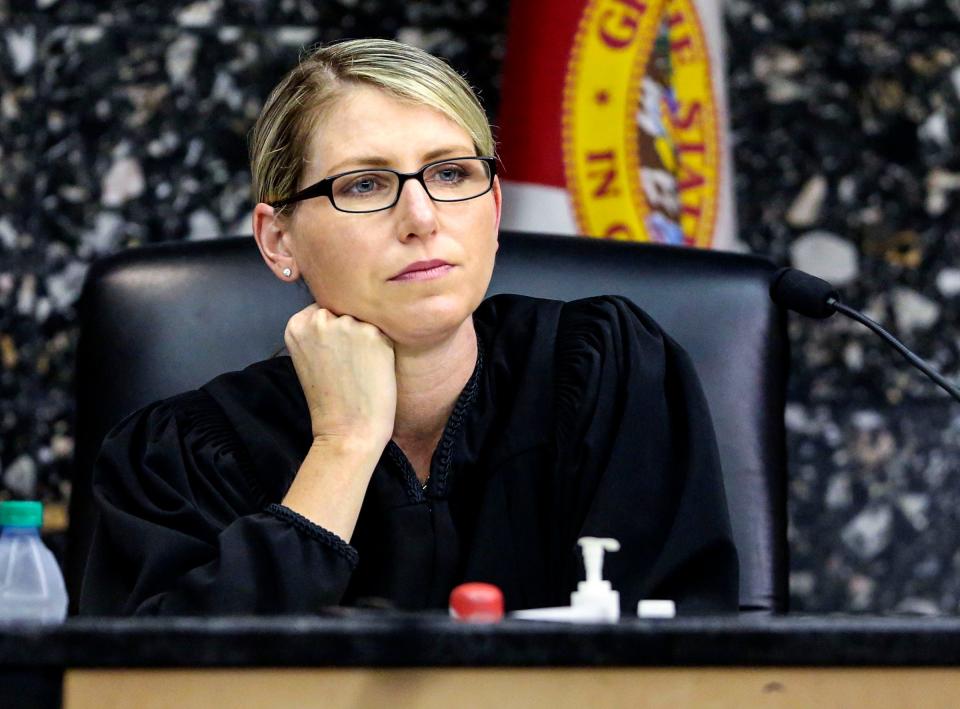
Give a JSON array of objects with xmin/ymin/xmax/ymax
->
[{"xmin": 390, "ymin": 260, "xmax": 454, "ymax": 281}]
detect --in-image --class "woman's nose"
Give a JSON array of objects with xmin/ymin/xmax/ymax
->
[{"xmin": 394, "ymin": 179, "xmax": 438, "ymax": 240}]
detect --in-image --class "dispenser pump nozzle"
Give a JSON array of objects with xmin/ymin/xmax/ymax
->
[{"xmin": 576, "ymin": 537, "xmax": 620, "ymax": 586}]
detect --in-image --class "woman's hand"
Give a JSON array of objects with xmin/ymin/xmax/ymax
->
[
  {"xmin": 281, "ymin": 305, "xmax": 396, "ymax": 540},
  {"xmin": 285, "ymin": 304, "xmax": 397, "ymax": 452}
]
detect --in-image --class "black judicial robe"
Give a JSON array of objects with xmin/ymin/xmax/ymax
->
[{"xmin": 79, "ymin": 294, "xmax": 739, "ymax": 616}]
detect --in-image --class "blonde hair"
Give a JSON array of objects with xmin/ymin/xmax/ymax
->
[{"xmin": 249, "ymin": 38, "xmax": 495, "ymax": 212}]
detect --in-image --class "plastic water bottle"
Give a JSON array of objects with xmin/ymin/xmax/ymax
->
[{"xmin": 0, "ymin": 501, "xmax": 68, "ymax": 623}]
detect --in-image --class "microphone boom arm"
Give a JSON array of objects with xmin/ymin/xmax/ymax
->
[{"xmin": 830, "ymin": 299, "xmax": 960, "ymax": 404}]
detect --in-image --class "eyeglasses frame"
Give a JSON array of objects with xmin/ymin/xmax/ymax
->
[{"xmin": 269, "ymin": 156, "xmax": 498, "ymax": 213}]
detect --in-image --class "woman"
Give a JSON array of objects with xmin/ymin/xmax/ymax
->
[{"xmin": 79, "ymin": 39, "xmax": 738, "ymax": 615}]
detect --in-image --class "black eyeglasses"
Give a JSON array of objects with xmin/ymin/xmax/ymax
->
[{"xmin": 270, "ymin": 156, "xmax": 497, "ymax": 213}]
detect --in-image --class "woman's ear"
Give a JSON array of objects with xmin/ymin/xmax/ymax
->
[{"xmin": 252, "ymin": 203, "xmax": 298, "ymax": 281}]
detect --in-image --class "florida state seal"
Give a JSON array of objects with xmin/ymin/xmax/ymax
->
[{"xmin": 563, "ymin": 0, "xmax": 721, "ymax": 247}]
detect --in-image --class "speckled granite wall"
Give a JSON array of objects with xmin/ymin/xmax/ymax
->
[
  {"xmin": 727, "ymin": 0, "xmax": 960, "ymax": 613},
  {"xmin": 4, "ymin": 0, "xmax": 960, "ymax": 613}
]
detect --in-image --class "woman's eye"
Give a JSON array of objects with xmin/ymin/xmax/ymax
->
[
  {"xmin": 341, "ymin": 175, "xmax": 388, "ymax": 195},
  {"xmin": 351, "ymin": 179, "xmax": 376, "ymax": 193},
  {"xmin": 432, "ymin": 166, "xmax": 467, "ymax": 183}
]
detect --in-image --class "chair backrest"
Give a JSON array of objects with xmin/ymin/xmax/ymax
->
[{"xmin": 70, "ymin": 231, "xmax": 788, "ymax": 613}]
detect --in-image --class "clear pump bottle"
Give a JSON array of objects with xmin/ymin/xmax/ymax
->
[{"xmin": 0, "ymin": 501, "xmax": 68, "ymax": 623}]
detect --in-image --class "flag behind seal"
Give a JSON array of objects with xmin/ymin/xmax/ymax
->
[{"xmin": 497, "ymin": 0, "xmax": 738, "ymax": 250}]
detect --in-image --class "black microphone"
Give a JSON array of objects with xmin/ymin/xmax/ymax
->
[
  {"xmin": 769, "ymin": 267, "xmax": 839, "ymax": 319},
  {"xmin": 770, "ymin": 267, "xmax": 960, "ymax": 404}
]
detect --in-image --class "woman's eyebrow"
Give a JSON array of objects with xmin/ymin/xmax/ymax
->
[
  {"xmin": 421, "ymin": 145, "xmax": 475, "ymax": 161},
  {"xmin": 326, "ymin": 146, "xmax": 475, "ymax": 175},
  {"xmin": 326, "ymin": 156, "xmax": 392, "ymax": 174}
]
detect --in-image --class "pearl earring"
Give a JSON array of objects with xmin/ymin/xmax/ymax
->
[{"xmin": 282, "ymin": 267, "xmax": 292, "ymax": 278}]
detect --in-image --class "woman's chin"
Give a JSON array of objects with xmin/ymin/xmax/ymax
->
[{"xmin": 382, "ymin": 295, "xmax": 476, "ymax": 348}]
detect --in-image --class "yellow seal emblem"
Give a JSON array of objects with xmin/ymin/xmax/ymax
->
[{"xmin": 563, "ymin": 0, "xmax": 720, "ymax": 246}]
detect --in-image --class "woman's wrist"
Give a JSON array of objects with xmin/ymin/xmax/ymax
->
[
  {"xmin": 310, "ymin": 430, "xmax": 389, "ymax": 462},
  {"xmin": 282, "ymin": 434, "xmax": 384, "ymax": 541}
]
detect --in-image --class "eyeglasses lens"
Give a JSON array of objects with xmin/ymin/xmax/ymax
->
[{"xmin": 330, "ymin": 158, "xmax": 492, "ymax": 213}]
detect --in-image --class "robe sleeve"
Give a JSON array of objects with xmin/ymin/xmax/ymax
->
[
  {"xmin": 78, "ymin": 390, "xmax": 358, "ymax": 616},
  {"xmin": 550, "ymin": 296, "xmax": 740, "ymax": 613}
]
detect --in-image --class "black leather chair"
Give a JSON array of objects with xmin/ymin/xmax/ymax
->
[{"xmin": 70, "ymin": 231, "xmax": 788, "ymax": 614}]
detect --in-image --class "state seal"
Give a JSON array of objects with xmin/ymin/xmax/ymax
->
[{"xmin": 562, "ymin": 0, "xmax": 721, "ymax": 246}]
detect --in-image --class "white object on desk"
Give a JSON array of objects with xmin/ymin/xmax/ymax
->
[
  {"xmin": 637, "ymin": 599, "xmax": 676, "ymax": 619},
  {"xmin": 511, "ymin": 536, "xmax": 621, "ymax": 624},
  {"xmin": 510, "ymin": 604, "xmax": 612, "ymax": 623},
  {"xmin": 570, "ymin": 536, "xmax": 620, "ymax": 622}
]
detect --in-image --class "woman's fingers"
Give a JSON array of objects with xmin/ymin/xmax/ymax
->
[{"xmin": 285, "ymin": 305, "xmax": 398, "ymax": 451}]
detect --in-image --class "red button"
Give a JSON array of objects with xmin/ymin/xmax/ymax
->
[{"xmin": 449, "ymin": 582, "xmax": 504, "ymax": 623}]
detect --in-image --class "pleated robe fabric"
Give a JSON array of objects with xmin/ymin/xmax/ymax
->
[{"xmin": 79, "ymin": 294, "xmax": 739, "ymax": 616}]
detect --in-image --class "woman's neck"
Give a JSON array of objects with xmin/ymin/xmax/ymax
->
[{"xmin": 391, "ymin": 318, "xmax": 478, "ymax": 447}]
